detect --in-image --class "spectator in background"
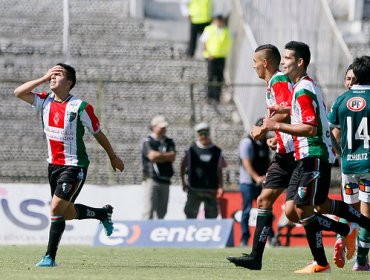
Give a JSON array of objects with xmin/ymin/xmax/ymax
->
[
  {"xmin": 141, "ymin": 115, "xmax": 176, "ymax": 219},
  {"xmin": 180, "ymin": 0, "xmax": 213, "ymax": 58},
  {"xmin": 200, "ymin": 15, "xmax": 232, "ymax": 103},
  {"xmin": 180, "ymin": 122, "xmax": 227, "ymax": 218},
  {"xmin": 238, "ymin": 118, "xmax": 271, "ymax": 246}
]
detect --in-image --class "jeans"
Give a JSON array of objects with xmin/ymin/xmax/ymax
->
[{"xmin": 240, "ymin": 183, "xmax": 262, "ymax": 245}]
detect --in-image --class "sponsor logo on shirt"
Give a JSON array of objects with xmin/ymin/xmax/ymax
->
[{"xmin": 347, "ymin": 97, "xmax": 366, "ymax": 112}]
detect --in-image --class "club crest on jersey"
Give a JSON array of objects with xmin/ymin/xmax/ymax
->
[
  {"xmin": 62, "ymin": 183, "xmax": 72, "ymax": 193},
  {"xmin": 298, "ymin": 186, "xmax": 307, "ymax": 198},
  {"xmin": 347, "ymin": 97, "xmax": 366, "ymax": 112},
  {"xmin": 68, "ymin": 112, "xmax": 77, "ymax": 122}
]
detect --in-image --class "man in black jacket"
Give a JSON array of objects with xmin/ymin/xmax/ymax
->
[
  {"xmin": 141, "ymin": 115, "xmax": 176, "ymax": 219},
  {"xmin": 180, "ymin": 122, "xmax": 227, "ymax": 218}
]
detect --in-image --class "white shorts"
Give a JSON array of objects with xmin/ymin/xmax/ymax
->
[{"xmin": 341, "ymin": 173, "xmax": 370, "ymax": 204}]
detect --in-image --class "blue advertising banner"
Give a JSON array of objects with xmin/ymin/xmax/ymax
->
[{"xmin": 93, "ymin": 219, "xmax": 234, "ymax": 248}]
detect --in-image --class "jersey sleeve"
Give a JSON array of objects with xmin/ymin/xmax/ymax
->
[
  {"xmin": 327, "ymin": 97, "xmax": 341, "ymax": 128},
  {"xmin": 80, "ymin": 103, "xmax": 101, "ymax": 134},
  {"xmin": 32, "ymin": 91, "xmax": 49, "ymax": 110},
  {"xmin": 295, "ymin": 90, "xmax": 318, "ymax": 126},
  {"xmin": 272, "ymin": 81, "xmax": 292, "ymax": 107}
]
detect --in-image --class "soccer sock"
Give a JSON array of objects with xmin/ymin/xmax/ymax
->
[
  {"xmin": 46, "ymin": 215, "xmax": 65, "ymax": 260},
  {"xmin": 315, "ymin": 212, "xmax": 349, "ymax": 236},
  {"xmin": 74, "ymin": 204, "xmax": 107, "ymax": 221},
  {"xmin": 330, "ymin": 200, "xmax": 370, "ymax": 232},
  {"xmin": 301, "ymin": 214, "xmax": 328, "ymax": 267},
  {"xmin": 357, "ymin": 227, "xmax": 370, "ymax": 266},
  {"xmin": 250, "ymin": 209, "xmax": 273, "ymax": 260}
]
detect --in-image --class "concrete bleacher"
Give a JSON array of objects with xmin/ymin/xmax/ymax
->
[{"xmin": 0, "ymin": 0, "xmax": 243, "ymax": 187}]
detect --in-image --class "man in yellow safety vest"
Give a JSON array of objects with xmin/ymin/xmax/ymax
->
[
  {"xmin": 200, "ymin": 15, "xmax": 232, "ymax": 103},
  {"xmin": 186, "ymin": 0, "xmax": 213, "ymax": 57}
]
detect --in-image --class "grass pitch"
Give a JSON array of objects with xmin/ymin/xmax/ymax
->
[{"xmin": 0, "ymin": 246, "xmax": 368, "ymax": 280}]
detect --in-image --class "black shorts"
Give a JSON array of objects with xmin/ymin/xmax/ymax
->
[
  {"xmin": 48, "ymin": 164, "xmax": 87, "ymax": 202},
  {"xmin": 286, "ymin": 157, "xmax": 331, "ymax": 206},
  {"xmin": 264, "ymin": 152, "xmax": 296, "ymax": 189}
]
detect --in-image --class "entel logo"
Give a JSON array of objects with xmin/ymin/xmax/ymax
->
[
  {"xmin": 98, "ymin": 223, "xmax": 222, "ymax": 246},
  {"xmin": 347, "ymin": 97, "xmax": 366, "ymax": 112},
  {"xmin": 99, "ymin": 223, "xmax": 141, "ymax": 246},
  {"xmin": 150, "ymin": 225, "xmax": 222, "ymax": 242}
]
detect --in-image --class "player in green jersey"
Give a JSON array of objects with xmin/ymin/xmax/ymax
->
[{"xmin": 328, "ymin": 56, "xmax": 370, "ymax": 271}]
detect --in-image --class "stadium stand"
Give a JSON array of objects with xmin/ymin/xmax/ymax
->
[{"xmin": 0, "ymin": 0, "xmax": 243, "ymax": 186}]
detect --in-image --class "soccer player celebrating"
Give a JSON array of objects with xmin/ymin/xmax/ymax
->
[
  {"xmin": 328, "ymin": 56, "xmax": 370, "ymax": 271},
  {"xmin": 262, "ymin": 41, "xmax": 370, "ymax": 273},
  {"xmin": 227, "ymin": 44, "xmax": 351, "ymax": 270},
  {"xmin": 14, "ymin": 63, "xmax": 125, "ymax": 267}
]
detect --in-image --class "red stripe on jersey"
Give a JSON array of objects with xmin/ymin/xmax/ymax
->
[
  {"xmin": 84, "ymin": 104, "xmax": 100, "ymax": 132},
  {"xmin": 49, "ymin": 139, "xmax": 65, "ymax": 165},
  {"xmin": 275, "ymin": 132, "xmax": 286, "ymax": 154},
  {"xmin": 272, "ymin": 82, "xmax": 292, "ymax": 107},
  {"xmin": 293, "ymin": 135, "xmax": 300, "ymax": 160},
  {"xmin": 296, "ymin": 95, "xmax": 318, "ymax": 126},
  {"xmin": 48, "ymin": 102, "xmax": 68, "ymax": 128}
]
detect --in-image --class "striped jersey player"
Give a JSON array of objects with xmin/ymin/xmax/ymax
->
[
  {"xmin": 14, "ymin": 63, "xmax": 124, "ymax": 267},
  {"xmin": 266, "ymin": 71, "xmax": 294, "ymax": 154},
  {"xmin": 290, "ymin": 76, "xmax": 335, "ymax": 163},
  {"xmin": 34, "ymin": 91, "xmax": 99, "ymax": 167}
]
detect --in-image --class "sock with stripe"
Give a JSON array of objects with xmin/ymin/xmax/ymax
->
[
  {"xmin": 250, "ymin": 209, "xmax": 273, "ymax": 260},
  {"xmin": 74, "ymin": 204, "xmax": 106, "ymax": 221},
  {"xmin": 46, "ymin": 215, "xmax": 65, "ymax": 260},
  {"xmin": 301, "ymin": 214, "xmax": 328, "ymax": 267}
]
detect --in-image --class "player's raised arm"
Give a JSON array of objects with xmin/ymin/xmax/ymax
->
[
  {"xmin": 14, "ymin": 65, "xmax": 64, "ymax": 104},
  {"xmin": 93, "ymin": 130, "xmax": 125, "ymax": 172}
]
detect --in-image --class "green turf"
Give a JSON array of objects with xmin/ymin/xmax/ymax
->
[{"xmin": 0, "ymin": 246, "xmax": 368, "ymax": 280}]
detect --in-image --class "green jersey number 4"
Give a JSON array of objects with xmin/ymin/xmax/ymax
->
[{"xmin": 347, "ymin": 116, "xmax": 370, "ymax": 149}]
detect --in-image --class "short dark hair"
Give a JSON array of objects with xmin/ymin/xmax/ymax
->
[
  {"xmin": 352, "ymin": 56, "xmax": 370, "ymax": 85},
  {"xmin": 255, "ymin": 44, "xmax": 281, "ymax": 68},
  {"xmin": 285, "ymin": 41, "xmax": 311, "ymax": 69},
  {"xmin": 57, "ymin": 63, "xmax": 76, "ymax": 90}
]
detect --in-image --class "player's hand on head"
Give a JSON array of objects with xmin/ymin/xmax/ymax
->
[{"xmin": 42, "ymin": 65, "xmax": 64, "ymax": 83}]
